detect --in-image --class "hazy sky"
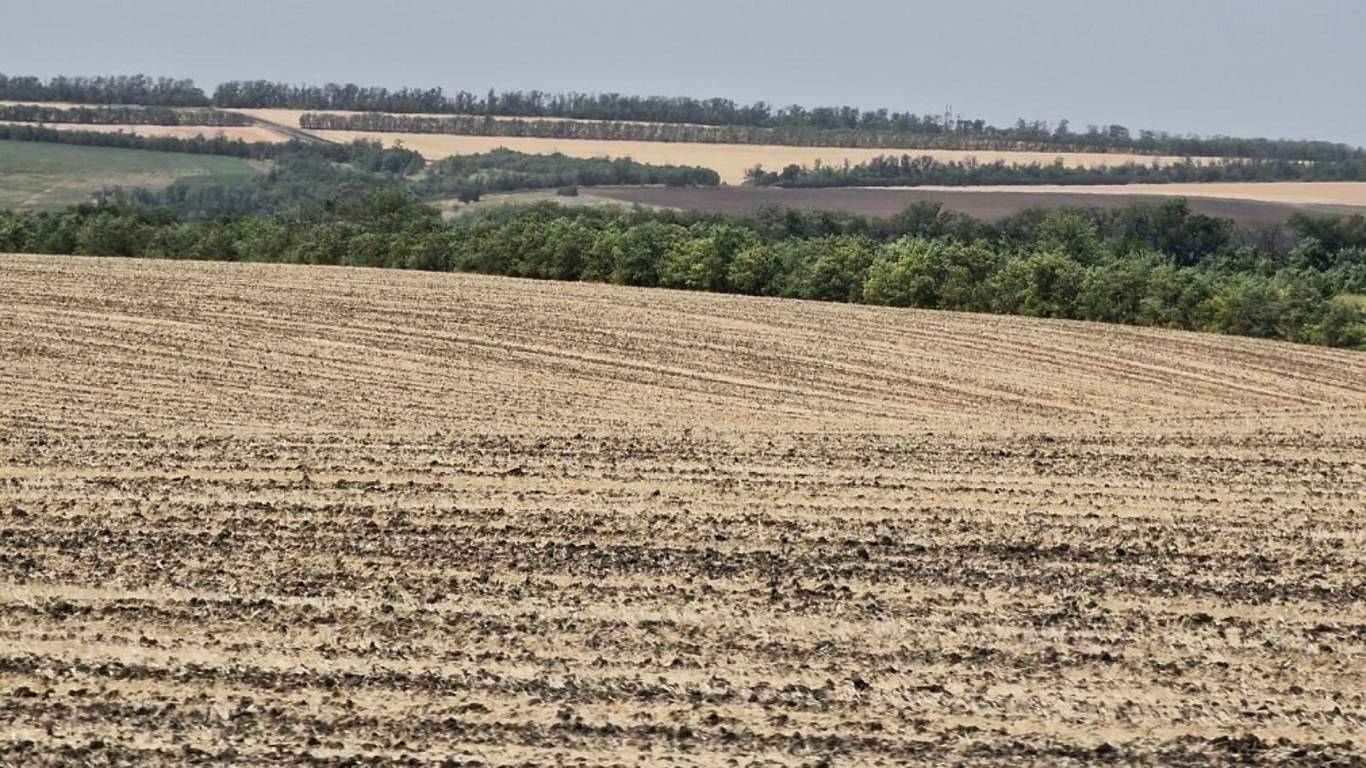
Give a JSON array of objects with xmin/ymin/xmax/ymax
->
[{"xmin": 4, "ymin": 0, "xmax": 1364, "ymax": 143}]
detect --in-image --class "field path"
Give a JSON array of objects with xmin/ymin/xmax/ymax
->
[{"xmin": 2, "ymin": 255, "xmax": 1364, "ymax": 766}]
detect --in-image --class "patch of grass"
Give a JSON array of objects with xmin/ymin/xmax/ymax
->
[{"xmin": 0, "ymin": 139, "xmax": 260, "ymax": 210}]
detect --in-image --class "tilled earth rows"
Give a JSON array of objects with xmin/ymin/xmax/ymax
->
[{"xmin": 2, "ymin": 255, "xmax": 1364, "ymax": 766}]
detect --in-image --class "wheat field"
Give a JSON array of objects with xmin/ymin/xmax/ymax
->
[
  {"xmin": 0, "ymin": 119, "xmax": 289, "ymax": 143},
  {"xmin": 308, "ymin": 129, "xmax": 1201, "ymax": 185},
  {"xmin": 227, "ymin": 107, "xmax": 1204, "ymax": 185}
]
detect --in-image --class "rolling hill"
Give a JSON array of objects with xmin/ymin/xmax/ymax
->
[{"xmin": 2, "ymin": 253, "xmax": 1363, "ymax": 765}]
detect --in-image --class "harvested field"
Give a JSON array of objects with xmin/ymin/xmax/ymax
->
[
  {"xmin": 298, "ymin": 129, "xmax": 1193, "ymax": 185},
  {"xmin": 0, "ymin": 120, "xmax": 289, "ymax": 144},
  {"xmin": 586, "ymin": 185, "xmax": 1348, "ymax": 225},
  {"xmin": 2, "ymin": 254, "xmax": 1365, "ymax": 766},
  {"xmin": 238, "ymin": 108, "xmax": 1203, "ymax": 185}
]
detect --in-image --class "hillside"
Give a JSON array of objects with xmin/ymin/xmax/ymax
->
[
  {"xmin": 233, "ymin": 107, "xmax": 1201, "ymax": 185},
  {"xmin": 2, "ymin": 254, "xmax": 1364, "ymax": 765},
  {"xmin": 0, "ymin": 139, "xmax": 259, "ymax": 209},
  {"xmin": 5, "ymin": 98, "xmax": 1366, "ymax": 210}
]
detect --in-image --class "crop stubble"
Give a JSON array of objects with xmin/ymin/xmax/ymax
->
[{"xmin": 1, "ymin": 255, "xmax": 1364, "ymax": 766}]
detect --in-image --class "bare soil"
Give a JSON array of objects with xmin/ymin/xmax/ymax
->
[
  {"xmin": 586, "ymin": 185, "xmax": 1361, "ymax": 224},
  {"xmin": 2, "ymin": 254, "xmax": 1364, "ymax": 766}
]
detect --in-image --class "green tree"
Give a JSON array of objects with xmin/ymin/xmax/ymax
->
[
  {"xmin": 798, "ymin": 237, "xmax": 877, "ymax": 302},
  {"xmin": 611, "ymin": 221, "xmax": 687, "ymax": 286},
  {"xmin": 405, "ymin": 230, "xmax": 455, "ymax": 271},
  {"xmin": 1138, "ymin": 264, "xmax": 1215, "ymax": 328},
  {"xmin": 863, "ymin": 238, "xmax": 1000, "ymax": 310},
  {"xmin": 728, "ymin": 243, "xmax": 790, "ymax": 296},
  {"xmin": 292, "ymin": 221, "xmax": 358, "ymax": 266},
  {"xmin": 990, "ymin": 252, "xmax": 1085, "ymax": 318},
  {"xmin": 1076, "ymin": 256, "xmax": 1156, "ymax": 323},
  {"xmin": 1310, "ymin": 298, "xmax": 1365, "ymax": 348},
  {"xmin": 1204, "ymin": 277, "xmax": 1285, "ymax": 338},
  {"xmin": 1035, "ymin": 210, "xmax": 1103, "ymax": 265},
  {"xmin": 659, "ymin": 224, "xmax": 758, "ymax": 291},
  {"xmin": 74, "ymin": 214, "xmax": 149, "ymax": 257}
]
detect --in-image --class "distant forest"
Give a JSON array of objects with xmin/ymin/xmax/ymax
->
[
  {"xmin": 0, "ymin": 73, "xmax": 209, "ymax": 106},
  {"xmin": 3, "ymin": 72, "xmax": 1362, "ymax": 161}
]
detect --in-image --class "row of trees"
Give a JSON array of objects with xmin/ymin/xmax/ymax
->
[
  {"xmin": 0, "ymin": 103, "xmax": 251, "ymax": 127},
  {"xmin": 747, "ymin": 154, "xmax": 1366, "ymax": 187},
  {"xmin": 214, "ymin": 80, "xmax": 1363, "ymax": 160},
  {"xmin": 0, "ymin": 122, "xmax": 431, "ymax": 173},
  {"xmin": 298, "ymin": 112, "xmax": 1366, "ymax": 164},
  {"xmin": 2, "ymin": 193, "xmax": 1361, "ymax": 347},
  {"xmin": 0, "ymin": 122, "xmax": 296, "ymax": 159},
  {"xmin": 0, "ymin": 121, "xmax": 426, "ymax": 172},
  {"xmin": 0, "ymin": 73, "xmax": 209, "ymax": 106},
  {"xmin": 6, "ymin": 73, "xmax": 1362, "ymax": 160},
  {"xmin": 212, "ymin": 79, "xmax": 954, "ymax": 129},
  {"xmin": 296, "ymin": 111, "xmax": 1129, "ymax": 153}
]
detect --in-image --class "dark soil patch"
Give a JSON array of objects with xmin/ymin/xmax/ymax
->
[{"xmin": 587, "ymin": 186, "xmax": 1334, "ymax": 226}]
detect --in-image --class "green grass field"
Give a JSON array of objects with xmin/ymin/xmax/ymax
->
[{"xmin": 0, "ymin": 140, "xmax": 260, "ymax": 210}]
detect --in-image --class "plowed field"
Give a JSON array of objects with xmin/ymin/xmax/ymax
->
[{"xmin": 2, "ymin": 254, "xmax": 1364, "ymax": 766}]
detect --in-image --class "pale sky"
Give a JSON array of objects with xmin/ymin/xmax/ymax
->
[{"xmin": 4, "ymin": 0, "xmax": 1364, "ymax": 144}]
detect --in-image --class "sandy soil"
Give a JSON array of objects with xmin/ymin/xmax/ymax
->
[{"xmin": 2, "ymin": 254, "xmax": 1364, "ymax": 766}]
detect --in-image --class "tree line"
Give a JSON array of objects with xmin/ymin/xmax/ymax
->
[
  {"xmin": 295, "ymin": 111, "xmax": 1134, "ymax": 154},
  {"xmin": 0, "ymin": 73, "xmax": 209, "ymax": 106},
  {"xmin": 0, "ymin": 122, "xmax": 424, "ymax": 167},
  {"xmin": 216, "ymin": 79, "xmax": 1363, "ymax": 160},
  {"xmin": 91, "ymin": 145, "xmax": 713, "ymax": 217},
  {"xmin": 2, "ymin": 192, "xmax": 1361, "ymax": 348},
  {"xmin": 0, "ymin": 104, "xmax": 251, "ymax": 127},
  {"xmin": 298, "ymin": 112, "xmax": 1366, "ymax": 163},
  {"xmin": 747, "ymin": 154, "xmax": 1366, "ymax": 187},
  {"xmin": 6, "ymin": 73, "xmax": 1361, "ymax": 161},
  {"xmin": 0, "ymin": 122, "xmax": 293, "ymax": 159}
]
